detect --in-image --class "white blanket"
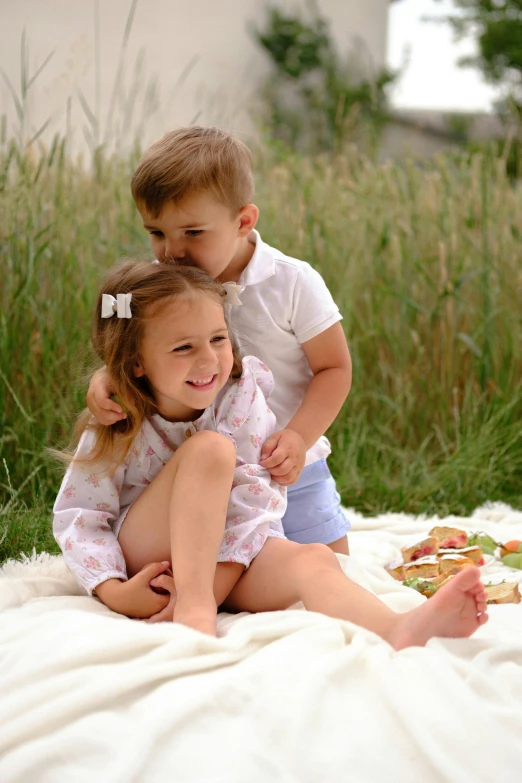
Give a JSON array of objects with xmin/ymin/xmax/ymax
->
[{"xmin": 2, "ymin": 502, "xmax": 522, "ymax": 783}]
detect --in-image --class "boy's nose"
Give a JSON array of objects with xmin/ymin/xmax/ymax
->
[{"xmin": 164, "ymin": 240, "xmax": 185, "ymax": 261}]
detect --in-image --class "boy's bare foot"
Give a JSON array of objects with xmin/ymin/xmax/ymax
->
[{"xmin": 388, "ymin": 567, "xmax": 488, "ymax": 651}]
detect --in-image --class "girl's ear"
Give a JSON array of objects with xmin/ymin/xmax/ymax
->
[{"xmin": 134, "ymin": 361, "xmax": 145, "ymax": 378}]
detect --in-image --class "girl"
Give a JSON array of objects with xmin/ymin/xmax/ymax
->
[{"xmin": 54, "ymin": 261, "xmax": 488, "ymax": 645}]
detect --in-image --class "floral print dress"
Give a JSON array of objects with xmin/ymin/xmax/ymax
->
[{"xmin": 53, "ymin": 357, "xmax": 286, "ymax": 595}]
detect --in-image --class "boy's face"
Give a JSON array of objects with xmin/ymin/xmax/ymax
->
[{"xmin": 138, "ymin": 191, "xmax": 258, "ymax": 282}]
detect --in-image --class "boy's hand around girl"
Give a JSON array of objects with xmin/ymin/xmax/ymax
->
[
  {"xmin": 88, "ymin": 367, "xmax": 307, "ymax": 485},
  {"xmin": 87, "ymin": 367, "xmax": 127, "ymax": 426}
]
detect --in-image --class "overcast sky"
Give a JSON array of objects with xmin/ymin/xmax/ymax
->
[{"xmin": 388, "ymin": 0, "xmax": 498, "ymax": 111}]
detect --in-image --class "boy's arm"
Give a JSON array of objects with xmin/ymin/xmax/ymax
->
[
  {"xmin": 260, "ymin": 322, "xmax": 352, "ymax": 485},
  {"xmin": 86, "ymin": 366, "xmax": 127, "ymax": 425}
]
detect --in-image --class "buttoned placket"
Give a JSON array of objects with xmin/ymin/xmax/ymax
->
[{"xmin": 184, "ymin": 422, "xmax": 197, "ymax": 439}]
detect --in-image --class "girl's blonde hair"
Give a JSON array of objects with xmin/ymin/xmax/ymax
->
[{"xmin": 71, "ymin": 260, "xmax": 242, "ymax": 471}]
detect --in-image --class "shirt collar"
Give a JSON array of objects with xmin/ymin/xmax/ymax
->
[{"xmin": 237, "ymin": 230, "xmax": 276, "ymax": 288}]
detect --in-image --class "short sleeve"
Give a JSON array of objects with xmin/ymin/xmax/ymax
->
[{"xmin": 290, "ymin": 263, "xmax": 342, "ymax": 344}]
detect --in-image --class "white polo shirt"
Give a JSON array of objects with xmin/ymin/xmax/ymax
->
[{"xmin": 224, "ymin": 230, "xmax": 343, "ymax": 466}]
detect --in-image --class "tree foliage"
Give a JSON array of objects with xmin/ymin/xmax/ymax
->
[
  {"xmin": 252, "ymin": 4, "xmax": 396, "ymax": 153},
  {"xmin": 436, "ymin": 1, "xmax": 522, "ymax": 109}
]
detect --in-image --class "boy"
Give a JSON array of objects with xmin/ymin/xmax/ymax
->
[{"xmin": 87, "ymin": 126, "xmax": 352, "ymax": 554}]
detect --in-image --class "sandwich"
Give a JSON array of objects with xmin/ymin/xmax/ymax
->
[
  {"xmin": 403, "ymin": 556, "xmax": 439, "ymax": 579},
  {"xmin": 385, "ymin": 559, "xmax": 405, "ymax": 581},
  {"xmin": 429, "ymin": 525, "xmax": 468, "ymax": 549},
  {"xmin": 437, "ymin": 545, "xmax": 484, "ymax": 566},
  {"xmin": 401, "ymin": 537, "xmax": 439, "ymax": 564},
  {"xmin": 439, "ymin": 554, "xmax": 475, "ymax": 574},
  {"xmin": 484, "ymin": 582, "xmax": 521, "ymax": 604}
]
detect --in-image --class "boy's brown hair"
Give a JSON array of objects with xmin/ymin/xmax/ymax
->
[
  {"xmin": 63, "ymin": 260, "xmax": 242, "ymax": 472},
  {"xmin": 131, "ymin": 126, "xmax": 255, "ymax": 217}
]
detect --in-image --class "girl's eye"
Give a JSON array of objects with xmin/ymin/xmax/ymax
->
[
  {"xmin": 211, "ymin": 335, "xmax": 227, "ymax": 344},
  {"xmin": 186, "ymin": 230, "xmax": 203, "ymax": 237},
  {"xmin": 150, "ymin": 231, "xmax": 164, "ymax": 238},
  {"xmin": 173, "ymin": 344, "xmax": 191, "ymax": 352}
]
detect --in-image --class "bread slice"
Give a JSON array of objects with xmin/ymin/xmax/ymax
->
[
  {"xmin": 385, "ymin": 558, "xmax": 405, "ymax": 581},
  {"xmin": 484, "ymin": 582, "xmax": 521, "ymax": 604},
  {"xmin": 438, "ymin": 545, "xmax": 484, "ymax": 566},
  {"xmin": 429, "ymin": 525, "xmax": 468, "ymax": 549},
  {"xmin": 403, "ymin": 556, "xmax": 439, "ymax": 579},
  {"xmin": 401, "ymin": 537, "xmax": 439, "ymax": 564},
  {"xmin": 430, "ymin": 561, "xmax": 471, "ymax": 585},
  {"xmin": 439, "ymin": 555, "xmax": 475, "ymax": 574}
]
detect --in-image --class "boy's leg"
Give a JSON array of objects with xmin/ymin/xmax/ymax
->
[
  {"xmin": 223, "ymin": 538, "xmax": 488, "ymax": 649},
  {"xmin": 327, "ymin": 535, "xmax": 349, "ymax": 555},
  {"xmin": 282, "ymin": 459, "xmax": 350, "ymax": 555},
  {"xmin": 119, "ymin": 430, "xmax": 244, "ymax": 634}
]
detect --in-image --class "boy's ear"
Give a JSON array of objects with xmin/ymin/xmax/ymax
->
[{"xmin": 237, "ymin": 203, "xmax": 259, "ymax": 237}]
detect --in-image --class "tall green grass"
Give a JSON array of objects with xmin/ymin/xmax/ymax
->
[{"xmin": 1, "ymin": 135, "xmax": 522, "ymax": 561}]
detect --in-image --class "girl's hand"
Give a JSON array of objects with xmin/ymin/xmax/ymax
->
[
  {"xmin": 147, "ymin": 572, "xmax": 177, "ymax": 623},
  {"xmin": 260, "ymin": 428, "xmax": 306, "ymax": 486},
  {"xmin": 87, "ymin": 366, "xmax": 126, "ymax": 425},
  {"xmin": 95, "ymin": 562, "xmax": 172, "ymax": 618}
]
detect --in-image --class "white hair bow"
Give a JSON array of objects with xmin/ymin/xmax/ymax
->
[
  {"xmin": 101, "ymin": 293, "xmax": 132, "ymax": 319},
  {"xmin": 222, "ymin": 282, "xmax": 243, "ymax": 306}
]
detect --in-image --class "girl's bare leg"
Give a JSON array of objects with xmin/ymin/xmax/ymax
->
[
  {"xmin": 223, "ymin": 539, "xmax": 488, "ymax": 650},
  {"xmin": 119, "ymin": 430, "xmax": 243, "ymax": 635}
]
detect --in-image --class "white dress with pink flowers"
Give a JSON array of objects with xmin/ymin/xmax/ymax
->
[{"xmin": 53, "ymin": 356, "xmax": 286, "ymax": 596}]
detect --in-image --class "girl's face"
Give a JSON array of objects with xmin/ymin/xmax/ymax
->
[{"xmin": 134, "ymin": 292, "xmax": 234, "ymax": 421}]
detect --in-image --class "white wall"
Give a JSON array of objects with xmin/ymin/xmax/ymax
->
[{"xmin": 0, "ymin": 0, "xmax": 390, "ymax": 152}]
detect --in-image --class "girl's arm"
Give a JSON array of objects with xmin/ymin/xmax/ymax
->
[
  {"xmin": 53, "ymin": 430, "xmax": 128, "ymax": 595},
  {"xmin": 53, "ymin": 430, "xmax": 170, "ymax": 616}
]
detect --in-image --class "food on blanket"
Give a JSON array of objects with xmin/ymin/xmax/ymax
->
[
  {"xmin": 429, "ymin": 526, "xmax": 467, "ymax": 549},
  {"xmin": 438, "ymin": 545, "xmax": 484, "ymax": 566},
  {"xmin": 484, "ymin": 582, "xmax": 521, "ymax": 604},
  {"xmin": 385, "ymin": 559, "xmax": 405, "ymax": 581},
  {"xmin": 402, "ymin": 578, "xmax": 439, "ymax": 598},
  {"xmin": 431, "ymin": 561, "xmax": 475, "ymax": 584},
  {"xmin": 401, "ymin": 537, "xmax": 439, "ymax": 564},
  {"xmin": 467, "ymin": 532, "xmax": 499, "ymax": 555},
  {"xmin": 403, "ymin": 556, "xmax": 439, "ymax": 579},
  {"xmin": 501, "ymin": 552, "xmax": 522, "ymax": 570},
  {"xmin": 439, "ymin": 555, "xmax": 475, "ymax": 574},
  {"xmin": 499, "ymin": 540, "xmax": 522, "ymax": 558}
]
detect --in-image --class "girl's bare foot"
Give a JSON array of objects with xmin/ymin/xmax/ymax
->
[
  {"xmin": 146, "ymin": 574, "xmax": 217, "ymax": 634},
  {"xmin": 388, "ymin": 567, "xmax": 488, "ymax": 651},
  {"xmin": 173, "ymin": 597, "xmax": 218, "ymax": 636}
]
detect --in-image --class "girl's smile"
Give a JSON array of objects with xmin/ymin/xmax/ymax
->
[
  {"xmin": 186, "ymin": 374, "xmax": 218, "ymax": 390},
  {"xmin": 134, "ymin": 293, "xmax": 234, "ymax": 422}
]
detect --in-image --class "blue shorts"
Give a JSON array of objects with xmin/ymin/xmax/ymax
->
[{"xmin": 281, "ymin": 459, "xmax": 351, "ymax": 545}]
